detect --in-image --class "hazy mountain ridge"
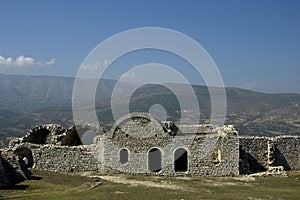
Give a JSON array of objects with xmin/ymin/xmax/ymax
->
[
  {"xmin": 0, "ymin": 73, "xmax": 117, "ymax": 113},
  {"xmin": 0, "ymin": 73, "xmax": 299, "ymax": 147},
  {"xmin": 0, "ymin": 73, "xmax": 74, "ymax": 113}
]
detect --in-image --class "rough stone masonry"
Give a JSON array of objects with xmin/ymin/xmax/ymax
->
[{"xmin": 1, "ymin": 112, "xmax": 299, "ymax": 186}]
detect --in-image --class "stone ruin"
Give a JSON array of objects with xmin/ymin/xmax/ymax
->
[
  {"xmin": 1, "ymin": 112, "xmax": 300, "ymax": 186},
  {"xmin": 0, "ymin": 123, "xmax": 102, "ymax": 186},
  {"xmin": 239, "ymin": 135, "xmax": 300, "ymax": 176}
]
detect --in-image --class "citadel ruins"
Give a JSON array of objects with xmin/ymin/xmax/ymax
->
[{"xmin": 1, "ymin": 112, "xmax": 300, "ymax": 186}]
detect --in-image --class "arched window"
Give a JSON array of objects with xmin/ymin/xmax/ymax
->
[
  {"xmin": 174, "ymin": 148, "xmax": 188, "ymax": 172},
  {"xmin": 120, "ymin": 149, "xmax": 128, "ymax": 164},
  {"xmin": 148, "ymin": 148, "xmax": 162, "ymax": 172}
]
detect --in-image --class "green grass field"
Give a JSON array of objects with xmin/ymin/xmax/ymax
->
[{"xmin": 1, "ymin": 170, "xmax": 300, "ymax": 200}]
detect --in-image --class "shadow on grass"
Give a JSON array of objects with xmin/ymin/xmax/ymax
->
[
  {"xmin": 0, "ymin": 176, "xmax": 42, "ymax": 191},
  {"xmin": 29, "ymin": 175, "xmax": 43, "ymax": 180},
  {"xmin": 0, "ymin": 184, "xmax": 29, "ymax": 190}
]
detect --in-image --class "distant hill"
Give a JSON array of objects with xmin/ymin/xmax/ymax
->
[
  {"xmin": 0, "ymin": 73, "xmax": 74, "ymax": 113},
  {"xmin": 97, "ymin": 84, "xmax": 300, "ymax": 136},
  {"xmin": 0, "ymin": 73, "xmax": 118, "ymax": 113},
  {"xmin": 0, "ymin": 73, "xmax": 299, "ymax": 147}
]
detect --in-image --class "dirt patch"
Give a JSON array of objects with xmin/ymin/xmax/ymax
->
[
  {"xmin": 82, "ymin": 172, "xmax": 256, "ymax": 189},
  {"xmin": 96, "ymin": 175, "xmax": 192, "ymax": 191},
  {"xmin": 200, "ymin": 176, "xmax": 255, "ymax": 187},
  {"xmin": 174, "ymin": 176, "xmax": 193, "ymax": 180},
  {"xmin": 231, "ymin": 176, "xmax": 256, "ymax": 182}
]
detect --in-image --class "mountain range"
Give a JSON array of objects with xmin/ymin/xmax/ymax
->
[{"xmin": 0, "ymin": 73, "xmax": 299, "ymax": 147}]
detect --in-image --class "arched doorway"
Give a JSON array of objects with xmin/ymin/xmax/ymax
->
[
  {"xmin": 13, "ymin": 146, "xmax": 33, "ymax": 179},
  {"xmin": 174, "ymin": 148, "xmax": 188, "ymax": 172},
  {"xmin": 14, "ymin": 147, "xmax": 34, "ymax": 168},
  {"xmin": 148, "ymin": 148, "xmax": 162, "ymax": 172}
]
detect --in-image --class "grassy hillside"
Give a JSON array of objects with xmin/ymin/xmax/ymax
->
[{"xmin": 1, "ymin": 170, "xmax": 300, "ymax": 200}]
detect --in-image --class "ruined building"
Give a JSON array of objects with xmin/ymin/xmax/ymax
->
[{"xmin": 1, "ymin": 112, "xmax": 300, "ymax": 186}]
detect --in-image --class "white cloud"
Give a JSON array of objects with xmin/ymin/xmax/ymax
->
[
  {"xmin": 45, "ymin": 58, "xmax": 56, "ymax": 65},
  {"xmin": 0, "ymin": 55, "xmax": 56, "ymax": 68},
  {"xmin": 80, "ymin": 59, "xmax": 108, "ymax": 71},
  {"xmin": 15, "ymin": 55, "xmax": 34, "ymax": 66},
  {"xmin": 0, "ymin": 55, "xmax": 13, "ymax": 65},
  {"xmin": 80, "ymin": 60, "xmax": 101, "ymax": 71}
]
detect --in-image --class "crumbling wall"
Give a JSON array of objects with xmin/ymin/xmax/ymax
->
[
  {"xmin": 5, "ymin": 142, "xmax": 100, "ymax": 173},
  {"xmin": 2, "ymin": 115, "xmax": 297, "ymax": 177},
  {"xmin": 22, "ymin": 124, "xmax": 65, "ymax": 145},
  {"xmin": 239, "ymin": 137, "xmax": 268, "ymax": 174},
  {"xmin": 274, "ymin": 136, "xmax": 300, "ymax": 170},
  {"xmin": 23, "ymin": 127, "xmax": 51, "ymax": 144},
  {"xmin": 2, "ymin": 123, "xmax": 103, "ymax": 174},
  {"xmin": 239, "ymin": 136, "xmax": 300, "ymax": 174}
]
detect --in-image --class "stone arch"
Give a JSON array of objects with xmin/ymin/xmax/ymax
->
[
  {"xmin": 174, "ymin": 147, "xmax": 188, "ymax": 172},
  {"xmin": 148, "ymin": 147, "xmax": 162, "ymax": 172},
  {"xmin": 23, "ymin": 124, "xmax": 65, "ymax": 145},
  {"xmin": 13, "ymin": 146, "xmax": 34, "ymax": 168},
  {"xmin": 23, "ymin": 126, "xmax": 51, "ymax": 144},
  {"xmin": 119, "ymin": 148, "xmax": 129, "ymax": 164},
  {"xmin": 110, "ymin": 112, "xmax": 164, "ymax": 138}
]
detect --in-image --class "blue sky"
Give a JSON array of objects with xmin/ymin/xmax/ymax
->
[{"xmin": 0, "ymin": 0, "xmax": 299, "ymax": 93}]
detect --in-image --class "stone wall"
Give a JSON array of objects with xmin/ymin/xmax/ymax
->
[
  {"xmin": 1, "ymin": 123, "xmax": 103, "ymax": 175},
  {"xmin": 7, "ymin": 143, "xmax": 99, "ymax": 173},
  {"xmin": 239, "ymin": 136, "xmax": 300, "ymax": 174},
  {"xmin": 1, "ymin": 113, "xmax": 298, "ymax": 178},
  {"xmin": 239, "ymin": 137, "xmax": 268, "ymax": 174},
  {"xmin": 36, "ymin": 145, "xmax": 99, "ymax": 172},
  {"xmin": 274, "ymin": 136, "xmax": 300, "ymax": 170},
  {"xmin": 100, "ymin": 113, "xmax": 239, "ymax": 176},
  {"xmin": 101, "ymin": 133, "xmax": 239, "ymax": 176}
]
